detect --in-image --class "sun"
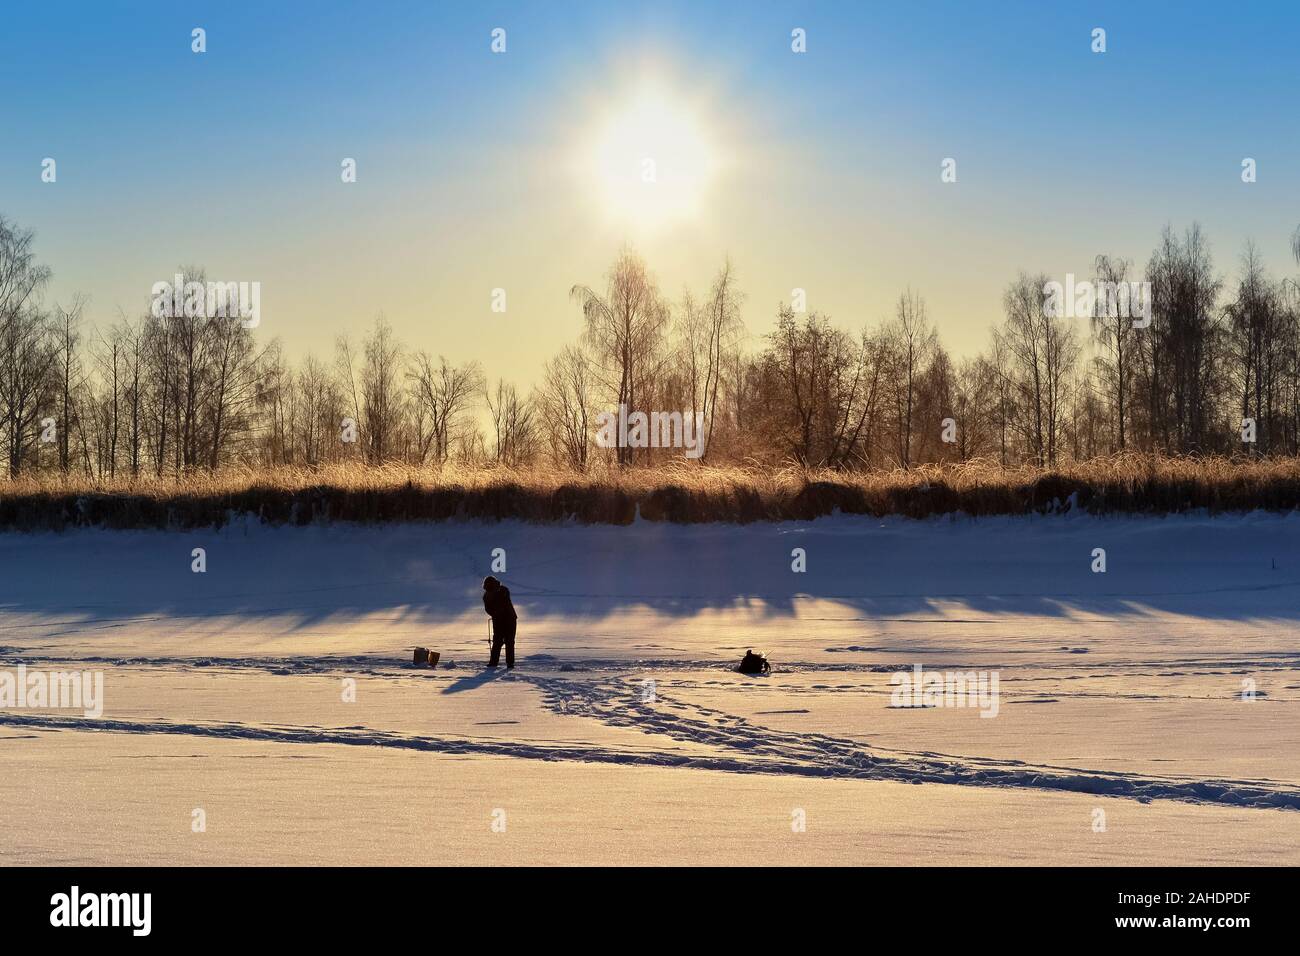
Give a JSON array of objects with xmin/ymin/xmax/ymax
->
[{"xmin": 585, "ymin": 83, "xmax": 718, "ymax": 232}]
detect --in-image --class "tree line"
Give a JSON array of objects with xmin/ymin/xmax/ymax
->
[{"xmin": 3, "ymin": 212, "xmax": 1300, "ymax": 479}]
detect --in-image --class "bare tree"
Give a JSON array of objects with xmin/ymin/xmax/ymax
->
[
  {"xmin": 294, "ymin": 354, "xmax": 340, "ymax": 464},
  {"xmin": 912, "ymin": 343, "xmax": 955, "ymax": 463},
  {"xmin": 881, "ymin": 289, "xmax": 938, "ymax": 468},
  {"xmin": 485, "ymin": 378, "xmax": 537, "ymax": 466},
  {"xmin": 994, "ymin": 273, "xmax": 1080, "ymax": 467},
  {"xmin": 537, "ymin": 344, "xmax": 593, "ymax": 470},
  {"xmin": 0, "ymin": 217, "xmax": 57, "ymax": 476},
  {"xmin": 571, "ymin": 248, "xmax": 669, "ymax": 465},
  {"xmin": 53, "ymin": 294, "xmax": 89, "ymax": 474},
  {"xmin": 1090, "ymin": 254, "xmax": 1137, "ymax": 451},
  {"xmin": 1225, "ymin": 243, "xmax": 1288, "ymax": 456},
  {"xmin": 755, "ymin": 307, "xmax": 869, "ymax": 466},
  {"xmin": 407, "ymin": 352, "xmax": 483, "ymax": 465},
  {"xmin": 1139, "ymin": 224, "xmax": 1223, "ymax": 453},
  {"xmin": 333, "ymin": 333, "xmax": 363, "ymax": 460},
  {"xmin": 338, "ymin": 315, "xmax": 406, "ymax": 464},
  {"xmin": 678, "ymin": 260, "xmax": 744, "ymax": 461},
  {"xmin": 205, "ymin": 303, "xmax": 261, "ymax": 470}
]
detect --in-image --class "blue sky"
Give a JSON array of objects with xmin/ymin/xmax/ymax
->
[{"xmin": 2, "ymin": 1, "xmax": 1297, "ymax": 382}]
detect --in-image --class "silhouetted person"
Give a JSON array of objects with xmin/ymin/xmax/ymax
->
[{"xmin": 482, "ymin": 575, "xmax": 517, "ymax": 669}]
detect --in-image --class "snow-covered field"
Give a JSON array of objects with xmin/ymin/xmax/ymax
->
[{"xmin": 2, "ymin": 511, "xmax": 1299, "ymax": 865}]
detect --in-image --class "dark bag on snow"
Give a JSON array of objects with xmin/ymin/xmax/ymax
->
[{"xmin": 737, "ymin": 650, "xmax": 770, "ymax": 674}]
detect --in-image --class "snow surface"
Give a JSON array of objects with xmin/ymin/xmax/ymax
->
[{"xmin": 2, "ymin": 511, "xmax": 1298, "ymax": 864}]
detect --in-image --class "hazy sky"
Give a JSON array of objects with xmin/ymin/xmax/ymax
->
[{"xmin": 3, "ymin": 1, "xmax": 1298, "ymax": 389}]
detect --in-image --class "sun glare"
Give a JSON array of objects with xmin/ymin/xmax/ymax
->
[{"xmin": 586, "ymin": 83, "xmax": 718, "ymax": 232}]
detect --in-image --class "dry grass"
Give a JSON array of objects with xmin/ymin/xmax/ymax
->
[{"xmin": 3, "ymin": 455, "xmax": 1300, "ymax": 530}]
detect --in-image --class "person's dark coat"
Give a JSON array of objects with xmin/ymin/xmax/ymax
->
[
  {"xmin": 483, "ymin": 584, "xmax": 517, "ymax": 623},
  {"xmin": 483, "ymin": 579, "xmax": 518, "ymax": 668}
]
